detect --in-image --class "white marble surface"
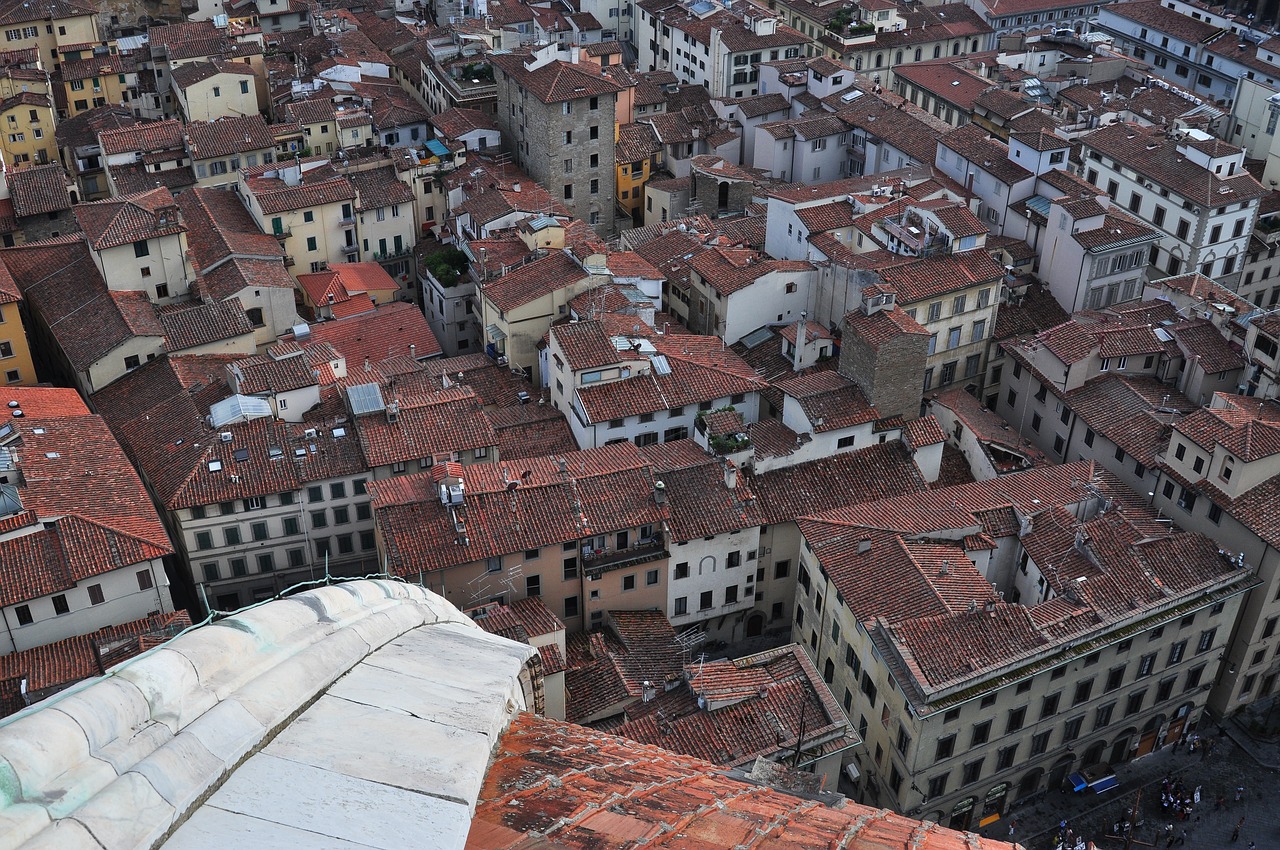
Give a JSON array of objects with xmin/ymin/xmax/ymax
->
[{"xmin": 0, "ymin": 581, "xmax": 535, "ymax": 850}]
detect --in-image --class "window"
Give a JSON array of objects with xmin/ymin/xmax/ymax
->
[
  {"xmin": 774, "ymin": 559, "xmax": 790, "ymax": 579},
  {"xmin": 486, "ymin": 556, "xmax": 502, "ymax": 572},
  {"xmin": 14, "ymin": 604, "xmax": 30, "ymax": 625},
  {"xmin": 306, "ymin": 236, "xmax": 317, "ymax": 252},
  {"xmin": 725, "ymin": 585, "xmax": 738, "ymax": 604},
  {"xmin": 1006, "ymin": 706, "xmax": 1026, "ymax": 733},
  {"xmin": 699, "ymin": 590, "xmax": 713, "ymax": 610},
  {"xmin": 53, "ymin": 594, "xmax": 69, "ymax": 615},
  {"xmin": 673, "ymin": 596, "xmax": 687, "ymax": 615},
  {"xmin": 1105, "ymin": 665, "xmax": 1125, "ymax": 691},
  {"xmin": 565, "ymin": 595, "xmax": 580, "ymax": 617},
  {"xmin": 996, "ymin": 745, "xmax": 1017, "ymax": 770},
  {"xmin": 1168, "ymin": 641, "xmax": 1187, "ymax": 665},
  {"xmin": 1073, "ymin": 679, "xmax": 1093, "ymax": 705},
  {"xmin": 622, "ymin": 574, "xmax": 636, "ymax": 591},
  {"xmin": 1197, "ymin": 628, "xmax": 1216, "ymax": 652},
  {"xmin": 646, "ymin": 568, "xmax": 659, "ymax": 586},
  {"xmin": 935, "ymin": 734, "xmax": 956, "ymax": 761},
  {"xmin": 202, "ymin": 563, "xmax": 219, "ymax": 582},
  {"xmin": 1125, "ymin": 689, "xmax": 1145, "ymax": 716},
  {"xmin": 1041, "ymin": 692, "xmax": 1060, "ymax": 719},
  {"xmin": 962, "ymin": 759, "xmax": 984, "ymax": 785},
  {"xmin": 195, "ymin": 531, "xmax": 213, "ymax": 550},
  {"xmin": 1094, "ymin": 702, "xmax": 1114, "ymax": 729},
  {"xmin": 970, "ymin": 719, "xmax": 991, "ymax": 747},
  {"xmin": 1137, "ymin": 652, "xmax": 1156, "ymax": 678}
]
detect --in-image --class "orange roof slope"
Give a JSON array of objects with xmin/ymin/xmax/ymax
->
[{"xmin": 471, "ymin": 712, "xmax": 1020, "ymax": 850}]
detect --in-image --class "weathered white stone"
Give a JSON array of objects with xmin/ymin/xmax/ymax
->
[
  {"xmin": 223, "ymin": 599, "xmax": 327, "ymax": 656},
  {"xmin": 180, "ymin": 699, "xmax": 265, "ymax": 768},
  {"xmin": 14, "ymin": 816, "xmax": 100, "ymax": 850},
  {"xmin": 229, "ymin": 627, "xmax": 371, "ymax": 730},
  {"xmin": 113, "ymin": 649, "xmax": 215, "ymax": 733},
  {"xmin": 45, "ymin": 678, "xmax": 151, "ymax": 762},
  {"xmin": 343, "ymin": 605, "xmax": 424, "ymax": 651},
  {"xmin": 0, "ymin": 712, "xmax": 115, "ymax": 817},
  {"xmin": 192, "ymin": 752, "xmax": 471, "ymax": 850},
  {"xmin": 164, "ymin": 806, "xmax": 377, "ymax": 850},
  {"xmin": 72, "ymin": 771, "xmax": 175, "ymax": 850},
  {"xmin": 127, "ymin": 731, "xmax": 223, "ymax": 812},
  {"xmin": 0, "ymin": 802, "xmax": 50, "ymax": 848},
  {"xmin": 161, "ymin": 623, "xmax": 266, "ymax": 700},
  {"xmin": 263, "ymin": 694, "xmax": 493, "ymax": 808}
]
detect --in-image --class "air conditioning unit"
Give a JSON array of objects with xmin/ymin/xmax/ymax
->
[
  {"xmin": 219, "ymin": 431, "xmax": 233, "ymax": 442},
  {"xmin": 304, "ymin": 427, "xmax": 318, "ymax": 438}
]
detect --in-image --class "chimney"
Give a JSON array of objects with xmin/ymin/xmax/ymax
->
[
  {"xmin": 792, "ymin": 310, "xmax": 806, "ymax": 372},
  {"xmin": 724, "ymin": 461, "xmax": 737, "ymax": 490},
  {"xmin": 642, "ymin": 680, "xmax": 656, "ymax": 702},
  {"xmin": 409, "ymin": 343, "xmax": 416, "ymax": 359}
]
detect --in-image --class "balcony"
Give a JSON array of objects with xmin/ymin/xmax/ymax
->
[
  {"xmin": 283, "ymin": 254, "xmax": 295, "ymax": 267},
  {"xmin": 582, "ymin": 532, "xmax": 667, "ymax": 576},
  {"xmin": 271, "ymin": 226, "xmax": 291, "ymax": 239},
  {"xmin": 1256, "ymin": 216, "xmax": 1280, "ymax": 244},
  {"xmin": 881, "ymin": 214, "xmax": 950, "ymax": 257},
  {"xmin": 373, "ymin": 247, "xmax": 413, "ymax": 261},
  {"xmin": 338, "ymin": 215, "xmax": 356, "ymax": 227},
  {"xmin": 340, "ymin": 243, "xmax": 359, "ymax": 255}
]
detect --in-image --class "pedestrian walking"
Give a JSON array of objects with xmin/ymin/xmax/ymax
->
[
  {"xmin": 1008, "ymin": 818, "xmax": 1017, "ymax": 837},
  {"xmin": 1177, "ymin": 829, "xmax": 1187, "ymax": 846},
  {"xmin": 1235, "ymin": 786, "xmax": 1245, "ymax": 802},
  {"xmin": 1231, "ymin": 816, "xmax": 1244, "ymax": 842}
]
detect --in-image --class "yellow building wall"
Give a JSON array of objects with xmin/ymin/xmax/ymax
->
[
  {"xmin": 0, "ymin": 300, "xmax": 38, "ymax": 385},
  {"xmin": 0, "ymin": 12, "xmax": 98, "ymax": 67},
  {"xmin": 63, "ymin": 71, "xmax": 128, "ymax": 118},
  {"xmin": 0, "ymin": 100, "xmax": 55, "ymax": 166}
]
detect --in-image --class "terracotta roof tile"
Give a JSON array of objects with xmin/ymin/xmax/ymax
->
[
  {"xmin": 473, "ymin": 712, "xmax": 1018, "ymax": 849},
  {"xmin": 299, "ymin": 301, "xmax": 441, "ymax": 367},
  {"xmin": 185, "ymin": 114, "xmax": 275, "ymax": 161},
  {"xmin": 8, "ymin": 164, "xmax": 72, "ymax": 218},
  {"xmin": 160, "ymin": 298, "xmax": 254, "ymax": 351},
  {"xmin": 372, "ymin": 442, "xmax": 668, "ymax": 576},
  {"xmin": 74, "ymin": 187, "xmax": 184, "ymax": 250},
  {"xmin": 97, "ymin": 118, "xmax": 184, "ymax": 156},
  {"xmin": 484, "ymin": 251, "xmax": 589, "ymax": 313}
]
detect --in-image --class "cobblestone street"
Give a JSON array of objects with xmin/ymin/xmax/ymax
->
[{"xmin": 971, "ymin": 728, "xmax": 1280, "ymax": 850}]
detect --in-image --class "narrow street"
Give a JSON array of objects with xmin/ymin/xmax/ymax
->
[{"xmin": 971, "ymin": 727, "xmax": 1280, "ymax": 850}]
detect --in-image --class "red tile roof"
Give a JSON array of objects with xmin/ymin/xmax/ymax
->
[
  {"xmin": 353, "ymin": 385, "xmax": 496, "ymax": 467},
  {"xmin": 185, "ymin": 114, "xmax": 275, "ymax": 161},
  {"xmin": 615, "ymin": 644, "xmax": 854, "ymax": 767},
  {"xmin": 472, "ymin": 712, "xmax": 1021, "ymax": 850},
  {"xmin": 160, "ymin": 297, "xmax": 255, "ymax": 351},
  {"xmin": 575, "ymin": 332, "xmax": 767, "ymax": 423},
  {"xmin": 97, "ymin": 119, "xmax": 184, "ymax": 156},
  {"xmin": 0, "ymin": 610, "xmax": 190, "ymax": 717},
  {"xmin": 877, "ymin": 250, "xmax": 1005, "ymax": 303},
  {"xmin": 482, "ymin": 251, "xmax": 589, "ymax": 313},
  {"xmin": 774, "ymin": 371, "xmax": 878, "ymax": 433},
  {"xmin": 349, "ymin": 165, "xmax": 415, "ymax": 211},
  {"xmin": 92, "ymin": 355, "xmax": 367, "ymax": 509},
  {"xmin": 74, "ymin": 187, "xmax": 184, "ymax": 250},
  {"xmin": 176, "ymin": 186, "xmax": 283, "ymax": 272},
  {"xmin": 689, "ymin": 247, "xmax": 812, "ymax": 297},
  {"xmin": 242, "ymin": 159, "xmax": 356, "ymax": 215},
  {"xmin": 490, "ymin": 53, "xmax": 624, "ymax": 103},
  {"xmin": 638, "ymin": 439, "xmax": 758, "ymax": 540},
  {"xmin": 799, "ymin": 462, "xmax": 1251, "ymax": 696},
  {"xmin": 8, "ymin": 164, "xmax": 71, "ymax": 218},
  {"xmin": 371, "ymin": 442, "xmax": 669, "ymax": 576},
  {"xmin": 430, "ymin": 106, "xmax": 498, "ymax": 139},
  {"xmin": 299, "ymin": 301, "xmax": 441, "ymax": 366},
  {"xmin": 0, "ymin": 240, "xmax": 166, "ymax": 371}
]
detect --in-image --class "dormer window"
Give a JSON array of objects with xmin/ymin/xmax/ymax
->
[{"xmin": 1220, "ymin": 455, "xmax": 1235, "ymax": 482}]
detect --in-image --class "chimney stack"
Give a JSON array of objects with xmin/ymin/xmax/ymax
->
[
  {"xmin": 724, "ymin": 461, "xmax": 737, "ymax": 490},
  {"xmin": 792, "ymin": 310, "xmax": 806, "ymax": 372}
]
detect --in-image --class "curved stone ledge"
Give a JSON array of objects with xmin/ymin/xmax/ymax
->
[{"xmin": 0, "ymin": 580, "xmax": 533, "ymax": 850}]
